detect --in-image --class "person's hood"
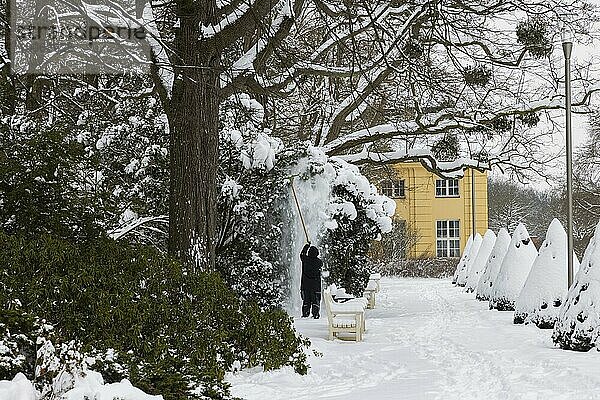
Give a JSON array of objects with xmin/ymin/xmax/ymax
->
[{"xmin": 308, "ymin": 246, "xmax": 319, "ymax": 257}]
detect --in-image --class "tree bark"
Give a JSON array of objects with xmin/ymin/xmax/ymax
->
[{"xmin": 168, "ymin": 5, "xmax": 220, "ymax": 271}]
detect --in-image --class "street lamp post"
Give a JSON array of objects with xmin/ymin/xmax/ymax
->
[{"xmin": 562, "ymin": 32, "xmax": 574, "ymax": 289}]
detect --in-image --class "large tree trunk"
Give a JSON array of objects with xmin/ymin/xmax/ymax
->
[{"xmin": 168, "ymin": 5, "xmax": 220, "ymax": 271}]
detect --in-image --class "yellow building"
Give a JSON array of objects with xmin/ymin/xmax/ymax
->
[{"xmin": 379, "ymin": 162, "xmax": 488, "ymax": 258}]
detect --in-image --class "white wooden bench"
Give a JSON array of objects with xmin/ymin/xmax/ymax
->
[
  {"xmin": 323, "ymin": 290, "xmax": 366, "ymax": 341},
  {"xmin": 363, "ymin": 279, "xmax": 377, "ymax": 309}
]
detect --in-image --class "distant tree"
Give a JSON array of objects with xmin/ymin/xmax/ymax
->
[{"xmin": 488, "ymin": 179, "xmax": 560, "ymax": 239}]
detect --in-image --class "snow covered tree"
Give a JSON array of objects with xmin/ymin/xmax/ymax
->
[
  {"xmin": 319, "ymin": 163, "xmax": 395, "ymax": 297},
  {"xmin": 215, "ymin": 107, "xmax": 297, "ymax": 308},
  {"xmin": 488, "ymin": 179, "xmax": 562, "ymax": 239},
  {"xmin": 452, "ymin": 235, "xmax": 473, "ymax": 284},
  {"xmin": 476, "ymin": 228, "xmax": 511, "ymax": 301},
  {"xmin": 5, "ymin": 0, "xmax": 600, "ymax": 268},
  {"xmin": 465, "ymin": 230, "xmax": 496, "ymax": 293},
  {"xmin": 455, "ymin": 233, "xmax": 482, "ymax": 287},
  {"xmin": 514, "ymin": 219, "xmax": 579, "ymax": 328},
  {"xmin": 571, "ymin": 111, "xmax": 600, "ymax": 254},
  {"xmin": 490, "ymin": 223, "xmax": 538, "ymax": 311},
  {"xmin": 553, "ymin": 220, "xmax": 600, "ymax": 351}
]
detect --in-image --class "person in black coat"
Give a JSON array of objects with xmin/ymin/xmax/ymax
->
[{"xmin": 300, "ymin": 242, "xmax": 323, "ymax": 318}]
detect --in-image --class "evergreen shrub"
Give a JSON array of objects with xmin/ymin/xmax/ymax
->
[{"xmin": 0, "ymin": 233, "xmax": 309, "ymax": 399}]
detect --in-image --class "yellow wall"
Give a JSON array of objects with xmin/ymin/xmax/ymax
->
[{"xmin": 389, "ymin": 162, "xmax": 488, "ymax": 258}]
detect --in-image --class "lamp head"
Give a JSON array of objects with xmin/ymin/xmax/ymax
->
[{"xmin": 561, "ymin": 29, "xmax": 573, "ymax": 58}]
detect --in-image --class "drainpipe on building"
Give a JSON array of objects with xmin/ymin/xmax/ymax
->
[{"xmin": 471, "ymin": 168, "xmax": 476, "ymax": 239}]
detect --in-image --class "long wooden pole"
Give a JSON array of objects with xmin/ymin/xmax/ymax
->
[{"xmin": 290, "ymin": 177, "xmax": 310, "ymax": 242}]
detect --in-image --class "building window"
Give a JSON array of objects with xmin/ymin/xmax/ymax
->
[
  {"xmin": 436, "ymin": 220, "xmax": 460, "ymax": 257},
  {"xmin": 435, "ymin": 179, "xmax": 459, "ymax": 197},
  {"xmin": 381, "ymin": 179, "xmax": 405, "ymax": 198}
]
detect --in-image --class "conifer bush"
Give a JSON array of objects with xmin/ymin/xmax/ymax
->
[{"xmin": 0, "ymin": 233, "xmax": 309, "ymax": 399}]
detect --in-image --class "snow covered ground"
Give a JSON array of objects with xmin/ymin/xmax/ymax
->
[{"xmin": 228, "ymin": 278, "xmax": 600, "ymax": 400}]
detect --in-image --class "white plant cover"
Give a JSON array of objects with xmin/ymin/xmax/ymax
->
[
  {"xmin": 490, "ymin": 223, "xmax": 538, "ymax": 310},
  {"xmin": 452, "ymin": 235, "xmax": 473, "ymax": 284},
  {"xmin": 476, "ymin": 228, "xmax": 511, "ymax": 301},
  {"xmin": 553, "ymin": 220, "xmax": 600, "ymax": 351},
  {"xmin": 456, "ymin": 233, "xmax": 482, "ymax": 287},
  {"xmin": 465, "ymin": 229, "xmax": 496, "ymax": 293},
  {"xmin": 0, "ymin": 373, "xmax": 35, "ymax": 400},
  {"xmin": 514, "ymin": 219, "xmax": 579, "ymax": 327}
]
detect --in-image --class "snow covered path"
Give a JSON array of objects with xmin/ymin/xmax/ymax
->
[{"xmin": 227, "ymin": 278, "xmax": 600, "ymax": 400}]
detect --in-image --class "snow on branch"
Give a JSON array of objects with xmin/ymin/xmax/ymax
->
[
  {"xmin": 323, "ymin": 117, "xmax": 475, "ymax": 155},
  {"xmin": 202, "ymin": 0, "xmax": 256, "ymax": 38},
  {"xmin": 109, "ymin": 215, "xmax": 169, "ymax": 240},
  {"xmin": 335, "ymin": 146, "xmax": 490, "ymax": 178},
  {"xmin": 220, "ymin": 0, "xmax": 292, "ymax": 87}
]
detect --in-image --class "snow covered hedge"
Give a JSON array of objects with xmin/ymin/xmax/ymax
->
[
  {"xmin": 455, "ymin": 234, "xmax": 482, "ymax": 287},
  {"xmin": 490, "ymin": 223, "xmax": 537, "ymax": 311},
  {"xmin": 216, "ymin": 121, "xmax": 295, "ymax": 308},
  {"xmin": 0, "ymin": 372, "xmax": 163, "ymax": 400},
  {"xmin": 294, "ymin": 147, "xmax": 395, "ymax": 296},
  {"xmin": 0, "ymin": 233, "xmax": 310, "ymax": 400},
  {"xmin": 452, "ymin": 236, "xmax": 473, "ymax": 284},
  {"xmin": 465, "ymin": 230, "xmax": 496, "ymax": 293},
  {"xmin": 514, "ymin": 219, "xmax": 578, "ymax": 328},
  {"xmin": 553, "ymin": 221, "xmax": 600, "ymax": 351},
  {"xmin": 476, "ymin": 228, "xmax": 511, "ymax": 301}
]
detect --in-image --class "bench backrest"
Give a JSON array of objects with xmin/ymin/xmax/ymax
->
[{"xmin": 323, "ymin": 289, "xmax": 334, "ymax": 324}]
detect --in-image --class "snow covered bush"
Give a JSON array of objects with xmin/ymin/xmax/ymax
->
[
  {"xmin": 514, "ymin": 219, "xmax": 578, "ymax": 327},
  {"xmin": 465, "ymin": 230, "xmax": 496, "ymax": 293},
  {"xmin": 0, "ymin": 233, "xmax": 310, "ymax": 400},
  {"xmin": 553, "ymin": 220, "xmax": 600, "ymax": 351},
  {"xmin": 216, "ymin": 119, "xmax": 295, "ymax": 309},
  {"xmin": 476, "ymin": 228, "xmax": 511, "ymax": 301},
  {"xmin": 452, "ymin": 236, "xmax": 473, "ymax": 284},
  {"xmin": 490, "ymin": 223, "xmax": 538, "ymax": 311},
  {"xmin": 297, "ymin": 149, "xmax": 395, "ymax": 297},
  {"xmin": 455, "ymin": 233, "xmax": 482, "ymax": 287},
  {"xmin": 0, "ymin": 91, "xmax": 169, "ymax": 245}
]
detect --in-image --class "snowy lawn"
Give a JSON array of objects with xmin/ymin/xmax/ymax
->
[{"xmin": 227, "ymin": 278, "xmax": 600, "ymax": 400}]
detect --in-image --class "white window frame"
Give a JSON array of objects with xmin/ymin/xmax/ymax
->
[
  {"xmin": 381, "ymin": 179, "xmax": 405, "ymax": 198},
  {"xmin": 435, "ymin": 179, "xmax": 459, "ymax": 197},
  {"xmin": 436, "ymin": 220, "xmax": 460, "ymax": 257}
]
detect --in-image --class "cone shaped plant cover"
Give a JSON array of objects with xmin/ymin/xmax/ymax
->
[
  {"xmin": 476, "ymin": 228, "xmax": 511, "ymax": 301},
  {"xmin": 452, "ymin": 235, "xmax": 473, "ymax": 284},
  {"xmin": 456, "ymin": 233, "xmax": 482, "ymax": 287},
  {"xmin": 514, "ymin": 219, "xmax": 580, "ymax": 328},
  {"xmin": 553, "ymin": 220, "xmax": 600, "ymax": 351},
  {"xmin": 490, "ymin": 223, "xmax": 537, "ymax": 311},
  {"xmin": 465, "ymin": 230, "xmax": 497, "ymax": 293}
]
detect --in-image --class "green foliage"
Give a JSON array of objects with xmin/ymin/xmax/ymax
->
[
  {"xmin": 518, "ymin": 112, "xmax": 540, "ymax": 128},
  {"xmin": 321, "ymin": 185, "xmax": 381, "ymax": 297},
  {"xmin": 491, "ymin": 116, "xmax": 512, "ymax": 133},
  {"xmin": 0, "ymin": 119, "xmax": 100, "ymax": 239},
  {"xmin": 215, "ymin": 104, "xmax": 298, "ymax": 309},
  {"xmin": 431, "ymin": 134, "xmax": 459, "ymax": 162},
  {"xmin": 0, "ymin": 310, "xmax": 38, "ymax": 379},
  {"xmin": 0, "ymin": 233, "xmax": 309, "ymax": 399},
  {"xmin": 463, "ymin": 65, "xmax": 492, "ymax": 87},
  {"xmin": 517, "ymin": 17, "xmax": 552, "ymax": 59}
]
